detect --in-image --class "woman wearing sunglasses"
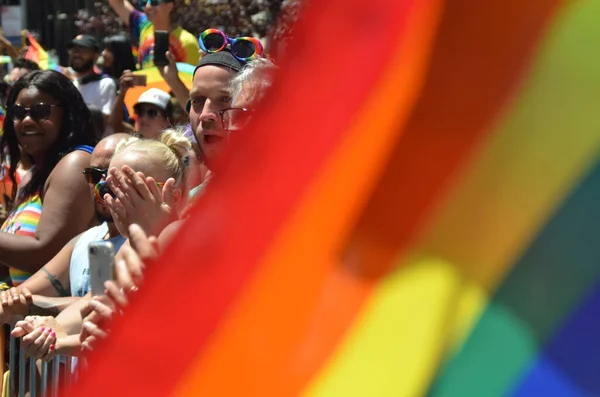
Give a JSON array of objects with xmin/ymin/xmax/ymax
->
[{"xmin": 0, "ymin": 70, "xmax": 98, "ymax": 287}]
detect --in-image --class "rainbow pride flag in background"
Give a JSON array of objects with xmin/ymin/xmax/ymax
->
[
  {"xmin": 25, "ymin": 34, "xmax": 59, "ymax": 72},
  {"xmin": 68, "ymin": 0, "xmax": 600, "ymax": 395}
]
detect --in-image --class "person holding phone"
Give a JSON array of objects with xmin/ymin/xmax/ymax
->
[
  {"xmin": 108, "ymin": 0, "xmax": 200, "ymax": 70},
  {"xmin": 108, "ymin": 70, "xmax": 172, "ymax": 138}
]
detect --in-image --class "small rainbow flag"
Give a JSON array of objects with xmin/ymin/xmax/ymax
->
[
  {"xmin": 0, "ymin": 107, "xmax": 4, "ymax": 135},
  {"xmin": 25, "ymin": 34, "xmax": 59, "ymax": 72},
  {"xmin": 67, "ymin": 0, "xmax": 600, "ymax": 396}
]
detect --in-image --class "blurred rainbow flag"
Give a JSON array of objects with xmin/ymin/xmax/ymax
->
[
  {"xmin": 0, "ymin": 107, "xmax": 4, "ymax": 134},
  {"xmin": 25, "ymin": 34, "xmax": 59, "ymax": 72},
  {"xmin": 68, "ymin": 0, "xmax": 600, "ymax": 396}
]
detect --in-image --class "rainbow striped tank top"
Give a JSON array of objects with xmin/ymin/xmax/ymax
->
[{"xmin": 1, "ymin": 195, "xmax": 42, "ymax": 286}]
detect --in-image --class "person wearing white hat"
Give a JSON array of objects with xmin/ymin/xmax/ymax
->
[{"xmin": 132, "ymin": 87, "xmax": 173, "ymax": 139}]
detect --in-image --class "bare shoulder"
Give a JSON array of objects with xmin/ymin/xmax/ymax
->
[{"xmin": 46, "ymin": 151, "xmax": 91, "ymax": 188}]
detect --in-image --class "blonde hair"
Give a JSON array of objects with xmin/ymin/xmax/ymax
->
[{"xmin": 114, "ymin": 127, "xmax": 192, "ymax": 185}]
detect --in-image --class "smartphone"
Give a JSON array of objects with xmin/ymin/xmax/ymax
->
[
  {"xmin": 88, "ymin": 241, "xmax": 115, "ymax": 297},
  {"xmin": 154, "ymin": 30, "xmax": 169, "ymax": 66},
  {"xmin": 132, "ymin": 74, "xmax": 147, "ymax": 86}
]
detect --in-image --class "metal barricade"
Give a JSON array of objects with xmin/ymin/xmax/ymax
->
[{"xmin": 3, "ymin": 325, "xmax": 83, "ymax": 397}]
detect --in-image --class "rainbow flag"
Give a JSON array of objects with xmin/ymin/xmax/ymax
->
[
  {"xmin": 67, "ymin": 0, "xmax": 600, "ymax": 396},
  {"xmin": 25, "ymin": 34, "xmax": 59, "ymax": 72}
]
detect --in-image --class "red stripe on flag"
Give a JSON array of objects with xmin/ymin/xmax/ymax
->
[{"xmin": 67, "ymin": 0, "xmax": 431, "ymax": 396}]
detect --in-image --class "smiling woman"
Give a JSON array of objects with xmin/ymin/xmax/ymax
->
[{"xmin": 0, "ymin": 70, "xmax": 98, "ymax": 286}]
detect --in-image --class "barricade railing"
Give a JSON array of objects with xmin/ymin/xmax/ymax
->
[{"xmin": 3, "ymin": 325, "xmax": 85, "ymax": 397}]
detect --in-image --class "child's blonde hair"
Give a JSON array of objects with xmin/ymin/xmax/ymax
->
[{"xmin": 114, "ymin": 127, "xmax": 192, "ymax": 185}]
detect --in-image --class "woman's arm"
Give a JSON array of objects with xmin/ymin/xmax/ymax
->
[
  {"xmin": 20, "ymin": 234, "xmax": 81, "ymax": 296},
  {"xmin": 54, "ymin": 333, "xmax": 83, "ymax": 356},
  {"xmin": 0, "ymin": 151, "xmax": 94, "ymax": 272},
  {"xmin": 159, "ymin": 52, "xmax": 190, "ymax": 112},
  {"xmin": 108, "ymin": 0, "xmax": 135, "ymax": 25},
  {"xmin": 54, "ymin": 294, "xmax": 91, "ymax": 335},
  {"xmin": 108, "ymin": 70, "xmax": 135, "ymax": 134},
  {"xmin": 0, "ymin": 33, "xmax": 19, "ymax": 59}
]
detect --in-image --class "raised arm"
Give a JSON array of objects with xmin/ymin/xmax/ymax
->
[
  {"xmin": 108, "ymin": 70, "xmax": 134, "ymax": 134},
  {"xmin": 108, "ymin": 0, "xmax": 136, "ymax": 25},
  {"xmin": 0, "ymin": 151, "xmax": 94, "ymax": 272},
  {"xmin": 0, "ymin": 32, "xmax": 19, "ymax": 60}
]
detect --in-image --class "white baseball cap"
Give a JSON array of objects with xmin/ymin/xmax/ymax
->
[{"xmin": 134, "ymin": 88, "xmax": 171, "ymax": 111}]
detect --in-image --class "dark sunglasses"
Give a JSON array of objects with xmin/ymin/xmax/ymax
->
[
  {"xmin": 83, "ymin": 167, "xmax": 107, "ymax": 185},
  {"xmin": 134, "ymin": 108, "xmax": 163, "ymax": 119},
  {"xmin": 10, "ymin": 104, "xmax": 60, "ymax": 122},
  {"xmin": 139, "ymin": 0, "xmax": 172, "ymax": 7}
]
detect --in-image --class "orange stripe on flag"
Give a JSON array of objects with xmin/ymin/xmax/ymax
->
[{"xmin": 171, "ymin": 0, "xmax": 446, "ymax": 394}]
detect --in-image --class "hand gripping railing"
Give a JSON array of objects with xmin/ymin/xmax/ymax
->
[{"xmin": 3, "ymin": 325, "xmax": 84, "ymax": 397}]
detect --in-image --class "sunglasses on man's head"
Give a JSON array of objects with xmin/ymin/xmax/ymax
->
[
  {"xmin": 10, "ymin": 104, "xmax": 59, "ymax": 122},
  {"xmin": 83, "ymin": 167, "xmax": 107, "ymax": 185}
]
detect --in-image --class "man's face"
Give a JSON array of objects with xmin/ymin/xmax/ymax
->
[
  {"xmin": 144, "ymin": 1, "xmax": 173, "ymax": 24},
  {"xmin": 69, "ymin": 45, "xmax": 97, "ymax": 73},
  {"xmin": 89, "ymin": 148, "xmax": 114, "ymax": 223},
  {"xmin": 188, "ymin": 65, "xmax": 235, "ymax": 162}
]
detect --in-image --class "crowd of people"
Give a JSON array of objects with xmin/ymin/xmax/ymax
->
[
  {"xmin": 76, "ymin": 0, "xmax": 298, "ymax": 40},
  {"xmin": 0, "ymin": 0, "xmax": 278, "ymax": 387}
]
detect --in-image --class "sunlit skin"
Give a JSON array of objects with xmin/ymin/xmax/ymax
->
[
  {"xmin": 144, "ymin": 1, "xmax": 172, "ymax": 27},
  {"xmin": 134, "ymin": 104, "xmax": 169, "ymax": 140},
  {"xmin": 13, "ymin": 87, "xmax": 64, "ymax": 163},
  {"xmin": 188, "ymin": 65, "xmax": 235, "ymax": 161}
]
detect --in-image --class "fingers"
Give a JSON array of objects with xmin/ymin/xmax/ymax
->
[
  {"xmin": 81, "ymin": 335, "xmax": 98, "ymax": 352},
  {"xmin": 128, "ymin": 224, "xmax": 158, "ymax": 262},
  {"xmin": 22, "ymin": 326, "xmax": 49, "ymax": 357},
  {"xmin": 91, "ymin": 296, "xmax": 118, "ymax": 319},
  {"xmin": 12, "ymin": 319, "xmax": 35, "ymax": 337},
  {"xmin": 106, "ymin": 171, "xmax": 135, "ymax": 213},
  {"xmin": 122, "ymin": 166, "xmax": 153, "ymax": 201},
  {"xmin": 19, "ymin": 286, "xmax": 32, "ymax": 299},
  {"xmin": 166, "ymin": 50, "xmax": 177, "ymax": 65},
  {"xmin": 120, "ymin": 70, "xmax": 135, "ymax": 89},
  {"xmin": 36, "ymin": 329, "xmax": 56, "ymax": 360},
  {"xmin": 42, "ymin": 343, "xmax": 56, "ymax": 362},
  {"xmin": 115, "ymin": 253, "xmax": 142, "ymax": 290},
  {"xmin": 118, "ymin": 248, "xmax": 144, "ymax": 287},
  {"xmin": 82, "ymin": 321, "xmax": 109, "ymax": 340},
  {"xmin": 11, "ymin": 326, "xmax": 26, "ymax": 338},
  {"xmin": 9, "ymin": 287, "xmax": 19, "ymax": 302},
  {"xmin": 80, "ymin": 300, "xmax": 94, "ymax": 320},
  {"xmin": 146, "ymin": 176, "xmax": 163, "ymax": 202}
]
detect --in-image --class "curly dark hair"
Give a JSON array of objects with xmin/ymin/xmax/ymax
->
[{"xmin": 0, "ymin": 70, "xmax": 97, "ymax": 207}]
